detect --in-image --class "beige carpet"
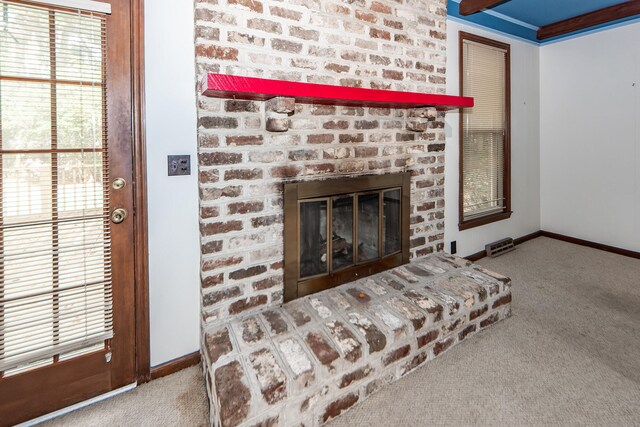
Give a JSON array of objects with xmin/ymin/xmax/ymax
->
[{"xmin": 43, "ymin": 237, "xmax": 640, "ymax": 426}]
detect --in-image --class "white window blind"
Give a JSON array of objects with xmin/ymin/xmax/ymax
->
[
  {"xmin": 0, "ymin": 1, "xmax": 112, "ymax": 373},
  {"xmin": 461, "ymin": 38, "xmax": 508, "ymax": 221}
]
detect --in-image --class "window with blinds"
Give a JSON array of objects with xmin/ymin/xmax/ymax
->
[
  {"xmin": 460, "ymin": 32, "xmax": 511, "ymax": 228},
  {"xmin": 0, "ymin": 1, "xmax": 111, "ymax": 374}
]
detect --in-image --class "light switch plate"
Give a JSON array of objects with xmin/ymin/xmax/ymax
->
[{"xmin": 168, "ymin": 155, "xmax": 191, "ymax": 176}]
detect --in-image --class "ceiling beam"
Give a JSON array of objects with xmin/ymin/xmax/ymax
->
[
  {"xmin": 537, "ymin": 0, "xmax": 640, "ymax": 40},
  {"xmin": 459, "ymin": 0, "xmax": 508, "ymax": 16}
]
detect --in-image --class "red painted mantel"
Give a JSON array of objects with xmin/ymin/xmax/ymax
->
[{"xmin": 201, "ymin": 74, "xmax": 473, "ymax": 110}]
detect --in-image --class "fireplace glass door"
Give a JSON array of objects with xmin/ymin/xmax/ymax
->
[
  {"xmin": 285, "ymin": 172, "xmax": 410, "ymax": 301},
  {"xmin": 298, "ymin": 188, "xmax": 403, "ymax": 278}
]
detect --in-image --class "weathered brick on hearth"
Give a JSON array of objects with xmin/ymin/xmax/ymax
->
[
  {"xmin": 306, "ymin": 331, "xmax": 340, "ymax": 369},
  {"xmin": 339, "ymin": 365, "xmax": 372, "ymax": 388},
  {"xmin": 459, "ymin": 324, "xmax": 477, "ymax": 341},
  {"xmin": 400, "ymin": 351, "xmax": 428, "ymax": 375},
  {"xmin": 202, "ymin": 240, "xmax": 223, "ymax": 255},
  {"xmin": 262, "ymin": 310, "xmax": 289, "ymax": 335},
  {"xmin": 417, "ymin": 329, "xmax": 439, "ymax": 348},
  {"xmin": 214, "ymin": 361, "xmax": 251, "ymax": 427},
  {"xmin": 433, "ymin": 337, "xmax": 454, "ymax": 356},
  {"xmin": 205, "ymin": 327, "xmax": 234, "ymax": 364},
  {"xmin": 388, "ymin": 297, "xmax": 426, "ymax": 331},
  {"xmin": 240, "ymin": 316, "xmax": 265, "ymax": 345},
  {"xmin": 347, "ymin": 312, "xmax": 386, "ymax": 354},
  {"xmin": 470, "ymin": 305, "xmax": 488, "ymax": 320},
  {"xmin": 230, "ymin": 265, "xmax": 267, "ymax": 280},
  {"xmin": 249, "ymin": 348, "xmax": 287, "ymax": 405},
  {"xmin": 322, "ymin": 393, "xmax": 359, "ymax": 423},
  {"xmin": 278, "ymin": 338, "xmax": 314, "ymax": 384},
  {"xmin": 403, "ymin": 290, "xmax": 444, "ymax": 321},
  {"xmin": 382, "ymin": 344, "xmax": 411, "ymax": 366},
  {"xmin": 326, "ymin": 321, "xmax": 362, "ymax": 363},
  {"xmin": 285, "ymin": 303, "xmax": 312, "ymax": 327},
  {"xmin": 229, "ymin": 295, "xmax": 268, "ymax": 315},
  {"xmin": 492, "ymin": 293, "xmax": 512, "ymax": 309},
  {"xmin": 480, "ymin": 313, "xmax": 500, "ymax": 328},
  {"xmin": 199, "ymin": 152, "xmax": 242, "ymax": 166}
]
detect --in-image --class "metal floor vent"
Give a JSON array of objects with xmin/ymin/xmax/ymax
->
[{"xmin": 485, "ymin": 237, "xmax": 515, "ymax": 257}]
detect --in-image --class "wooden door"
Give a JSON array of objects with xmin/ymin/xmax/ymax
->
[{"xmin": 0, "ymin": 0, "xmax": 137, "ymax": 424}]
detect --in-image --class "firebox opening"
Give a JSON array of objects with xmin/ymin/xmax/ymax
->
[{"xmin": 284, "ymin": 173, "xmax": 410, "ymax": 302}]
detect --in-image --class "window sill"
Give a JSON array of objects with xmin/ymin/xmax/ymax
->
[{"xmin": 458, "ymin": 211, "xmax": 512, "ymax": 231}]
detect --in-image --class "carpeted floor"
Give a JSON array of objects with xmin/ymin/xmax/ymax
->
[{"xmin": 42, "ymin": 237, "xmax": 640, "ymax": 426}]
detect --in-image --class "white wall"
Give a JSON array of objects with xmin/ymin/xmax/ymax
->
[
  {"xmin": 445, "ymin": 20, "xmax": 541, "ymax": 257},
  {"xmin": 540, "ymin": 22, "xmax": 640, "ymax": 253},
  {"xmin": 144, "ymin": 0, "xmax": 200, "ymax": 366}
]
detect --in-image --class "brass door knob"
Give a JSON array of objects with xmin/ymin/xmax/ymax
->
[
  {"xmin": 112, "ymin": 177, "xmax": 126, "ymax": 190},
  {"xmin": 111, "ymin": 208, "xmax": 128, "ymax": 224}
]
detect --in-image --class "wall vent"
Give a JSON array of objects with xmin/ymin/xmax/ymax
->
[{"xmin": 485, "ymin": 237, "xmax": 515, "ymax": 257}]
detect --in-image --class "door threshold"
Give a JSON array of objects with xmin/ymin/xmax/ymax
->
[{"xmin": 17, "ymin": 383, "xmax": 137, "ymax": 427}]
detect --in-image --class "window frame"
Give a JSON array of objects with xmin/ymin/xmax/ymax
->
[{"xmin": 458, "ymin": 31, "xmax": 512, "ymax": 231}]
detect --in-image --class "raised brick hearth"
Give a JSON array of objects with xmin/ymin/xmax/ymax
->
[{"xmin": 202, "ymin": 252, "xmax": 512, "ymax": 426}]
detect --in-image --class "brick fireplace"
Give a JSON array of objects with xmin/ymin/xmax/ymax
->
[
  {"xmin": 192, "ymin": 1, "xmax": 513, "ymax": 426},
  {"xmin": 196, "ymin": 0, "xmax": 449, "ymax": 326}
]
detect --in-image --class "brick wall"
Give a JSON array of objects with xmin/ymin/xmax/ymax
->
[{"xmin": 195, "ymin": 0, "xmax": 449, "ymax": 327}]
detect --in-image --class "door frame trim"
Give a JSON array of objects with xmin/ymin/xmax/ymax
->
[{"xmin": 130, "ymin": 0, "xmax": 151, "ymax": 384}]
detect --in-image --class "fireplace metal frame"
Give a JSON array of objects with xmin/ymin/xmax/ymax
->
[{"xmin": 284, "ymin": 172, "xmax": 411, "ymax": 302}]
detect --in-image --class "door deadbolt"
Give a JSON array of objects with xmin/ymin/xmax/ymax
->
[
  {"xmin": 112, "ymin": 177, "xmax": 126, "ymax": 190},
  {"xmin": 111, "ymin": 208, "xmax": 128, "ymax": 224}
]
